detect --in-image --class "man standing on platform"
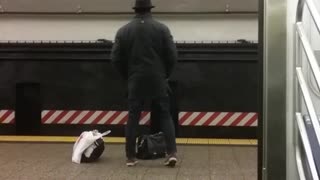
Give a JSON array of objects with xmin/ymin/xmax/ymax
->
[{"xmin": 111, "ymin": 0, "xmax": 178, "ymax": 167}]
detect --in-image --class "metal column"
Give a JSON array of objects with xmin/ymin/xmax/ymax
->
[{"xmin": 261, "ymin": 0, "xmax": 288, "ymax": 179}]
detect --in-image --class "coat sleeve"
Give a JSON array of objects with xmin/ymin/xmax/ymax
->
[
  {"xmin": 163, "ymin": 26, "xmax": 178, "ymax": 79},
  {"xmin": 111, "ymin": 30, "xmax": 128, "ymax": 80}
]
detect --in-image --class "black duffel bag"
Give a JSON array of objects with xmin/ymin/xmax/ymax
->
[{"xmin": 136, "ymin": 132, "xmax": 166, "ymax": 160}]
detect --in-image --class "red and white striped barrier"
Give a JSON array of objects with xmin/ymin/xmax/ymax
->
[
  {"xmin": 179, "ymin": 112, "xmax": 257, "ymax": 126},
  {"xmin": 41, "ymin": 110, "xmax": 133, "ymax": 125},
  {"xmin": 0, "ymin": 110, "xmax": 15, "ymax": 124},
  {"xmin": 41, "ymin": 110, "xmax": 258, "ymax": 127}
]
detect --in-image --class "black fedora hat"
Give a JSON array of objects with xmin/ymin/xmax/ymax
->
[{"xmin": 133, "ymin": 0, "xmax": 155, "ymax": 9}]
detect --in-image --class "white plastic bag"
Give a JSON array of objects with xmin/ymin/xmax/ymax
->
[{"xmin": 72, "ymin": 130, "xmax": 111, "ymax": 164}]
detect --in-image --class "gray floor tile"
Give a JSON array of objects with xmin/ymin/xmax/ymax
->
[
  {"xmin": 112, "ymin": 164, "xmax": 149, "ymax": 177},
  {"xmin": 0, "ymin": 143, "xmax": 257, "ymax": 180},
  {"xmin": 146, "ymin": 166, "xmax": 179, "ymax": 175},
  {"xmin": 244, "ymin": 173, "xmax": 258, "ymax": 180},
  {"xmin": 69, "ymin": 160, "xmax": 121, "ymax": 180},
  {"xmin": 182, "ymin": 146, "xmax": 209, "ymax": 158},
  {"xmin": 46, "ymin": 163, "xmax": 91, "ymax": 180},
  {"xmin": 181, "ymin": 158, "xmax": 210, "ymax": 168},
  {"xmin": 179, "ymin": 166, "xmax": 210, "ymax": 176},
  {"xmin": 8, "ymin": 158, "xmax": 67, "ymax": 180},
  {"xmin": 177, "ymin": 175, "xmax": 210, "ymax": 180},
  {"xmin": 143, "ymin": 174, "xmax": 177, "ymax": 180},
  {"xmin": 0, "ymin": 159, "xmax": 36, "ymax": 179},
  {"xmin": 210, "ymin": 147, "xmax": 236, "ymax": 163},
  {"xmin": 233, "ymin": 146, "xmax": 257, "ymax": 174},
  {"xmin": 107, "ymin": 173, "xmax": 145, "ymax": 180},
  {"xmin": 211, "ymin": 173, "xmax": 245, "ymax": 180},
  {"xmin": 210, "ymin": 162, "xmax": 243, "ymax": 175}
]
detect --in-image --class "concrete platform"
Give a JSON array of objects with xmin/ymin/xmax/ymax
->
[{"xmin": 0, "ymin": 143, "xmax": 257, "ymax": 180}]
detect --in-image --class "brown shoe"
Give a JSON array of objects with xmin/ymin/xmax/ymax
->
[
  {"xmin": 126, "ymin": 158, "xmax": 138, "ymax": 167},
  {"xmin": 164, "ymin": 154, "xmax": 177, "ymax": 167}
]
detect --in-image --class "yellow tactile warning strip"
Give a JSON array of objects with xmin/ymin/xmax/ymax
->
[{"xmin": 0, "ymin": 136, "xmax": 257, "ymax": 146}]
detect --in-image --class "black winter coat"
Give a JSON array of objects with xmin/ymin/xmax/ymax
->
[{"xmin": 111, "ymin": 13, "xmax": 177, "ymax": 99}]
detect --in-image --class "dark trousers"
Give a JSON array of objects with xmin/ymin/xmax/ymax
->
[{"xmin": 125, "ymin": 97, "xmax": 177, "ymax": 159}]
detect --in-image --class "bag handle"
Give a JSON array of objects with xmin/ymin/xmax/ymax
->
[{"xmin": 100, "ymin": 130, "xmax": 111, "ymax": 137}]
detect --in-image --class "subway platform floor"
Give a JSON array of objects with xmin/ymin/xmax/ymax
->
[{"xmin": 0, "ymin": 142, "xmax": 257, "ymax": 180}]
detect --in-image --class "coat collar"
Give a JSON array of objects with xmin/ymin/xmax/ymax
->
[{"xmin": 134, "ymin": 13, "xmax": 152, "ymax": 19}]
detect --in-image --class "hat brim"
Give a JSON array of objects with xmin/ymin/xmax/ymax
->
[{"xmin": 132, "ymin": 6, "xmax": 155, "ymax": 9}]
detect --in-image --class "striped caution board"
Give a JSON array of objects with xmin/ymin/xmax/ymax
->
[
  {"xmin": 179, "ymin": 112, "xmax": 257, "ymax": 126},
  {"xmin": 41, "ymin": 110, "xmax": 258, "ymax": 127},
  {"xmin": 41, "ymin": 110, "xmax": 132, "ymax": 125},
  {"xmin": 0, "ymin": 110, "xmax": 258, "ymax": 126},
  {"xmin": 0, "ymin": 110, "xmax": 15, "ymax": 124}
]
